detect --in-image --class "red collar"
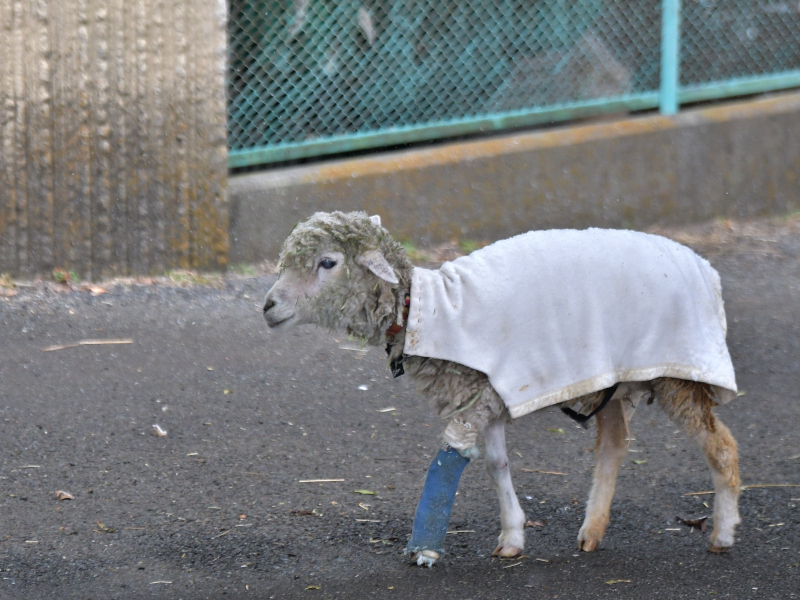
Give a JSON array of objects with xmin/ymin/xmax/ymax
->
[{"xmin": 385, "ymin": 294, "xmax": 411, "ymax": 341}]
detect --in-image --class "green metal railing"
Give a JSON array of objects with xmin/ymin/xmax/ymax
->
[{"xmin": 228, "ymin": 0, "xmax": 800, "ymax": 168}]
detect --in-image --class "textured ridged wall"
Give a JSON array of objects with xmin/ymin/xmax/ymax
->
[{"xmin": 0, "ymin": 0, "xmax": 228, "ymax": 278}]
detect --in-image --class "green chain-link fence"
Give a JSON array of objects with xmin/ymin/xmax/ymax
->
[{"xmin": 228, "ymin": 0, "xmax": 800, "ymax": 168}]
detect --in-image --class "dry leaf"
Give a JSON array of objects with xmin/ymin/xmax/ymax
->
[
  {"xmin": 632, "ymin": 459, "xmax": 647, "ymax": 465},
  {"xmin": 547, "ymin": 428, "xmax": 565, "ymax": 434},
  {"xmin": 676, "ymin": 515, "xmax": 708, "ymax": 532},
  {"xmin": 525, "ymin": 520, "xmax": 545, "ymax": 528},
  {"xmin": 354, "ymin": 489, "xmax": 376, "ymax": 495},
  {"xmin": 54, "ymin": 490, "xmax": 73, "ymax": 501},
  {"xmin": 81, "ymin": 284, "xmax": 108, "ymax": 295},
  {"xmin": 95, "ymin": 521, "xmax": 116, "ymax": 533},
  {"xmin": 305, "ymin": 585, "xmax": 320, "ymax": 591}
]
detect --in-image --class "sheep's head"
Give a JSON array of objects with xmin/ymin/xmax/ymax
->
[{"xmin": 263, "ymin": 211, "xmax": 412, "ymax": 345}]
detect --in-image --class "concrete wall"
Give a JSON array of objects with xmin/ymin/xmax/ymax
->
[
  {"xmin": 0, "ymin": 0, "xmax": 228, "ymax": 279},
  {"xmin": 230, "ymin": 92, "xmax": 800, "ymax": 265}
]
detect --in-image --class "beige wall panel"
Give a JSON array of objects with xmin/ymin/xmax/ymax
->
[
  {"xmin": 187, "ymin": 0, "xmax": 229, "ymax": 269},
  {"xmin": 11, "ymin": 2, "xmax": 28, "ymax": 273},
  {"xmin": 27, "ymin": 0, "xmax": 55, "ymax": 272},
  {"xmin": 0, "ymin": 0, "xmax": 228, "ymax": 278},
  {"xmin": 0, "ymin": 0, "xmax": 15, "ymax": 271},
  {"xmin": 51, "ymin": 0, "xmax": 93, "ymax": 275}
]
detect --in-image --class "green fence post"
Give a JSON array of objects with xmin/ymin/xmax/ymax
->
[{"xmin": 659, "ymin": 0, "xmax": 681, "ymax": 115}]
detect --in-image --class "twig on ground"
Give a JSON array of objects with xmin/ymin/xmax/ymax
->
[
  {"xmin": 520, "ymin": 468, "xmax": 567, "ymax": 476},
  {"xmin": 298, "ymin": 479, "xmax": 345, "ymax": 483},
  {"xmin": 446, "ymin": 530, "xmax": 475, "ymax": 534},
  {"xmin": 742, "ymin": 484, "xmax": 800, "ymax": 490},
  {"xmin": 685, "ymin": 483, "xmax": 800, "ymax": 496},
  {"xmin": 43, "ymin": 339, "xmax": 133, "ymax": 352}
]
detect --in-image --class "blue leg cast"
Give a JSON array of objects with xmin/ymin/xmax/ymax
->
[{"xmin": 405, "ymin": 446, "xmax": 470, "ymax": 565}]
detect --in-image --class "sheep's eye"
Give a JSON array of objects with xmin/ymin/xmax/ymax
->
[{"xmin": 319, "ymin": 258, "xmax": 337, "ymax": 270}]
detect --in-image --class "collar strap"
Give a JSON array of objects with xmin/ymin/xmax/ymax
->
[{"xmin": 385, "ymin": 293, "xmax": 411, "ymax": 341}]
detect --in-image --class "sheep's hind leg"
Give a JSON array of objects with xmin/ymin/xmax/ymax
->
[
  {"xmin": 578, "ymin": 397, "xmax": 628, "ymax": 552},
  {"xmin": 655, "ymin": 379, "xmax": 740, "ymax": 553},
  {"xmin": 484, "ymin": 420, "xmax": 526, "ymax": 557}
]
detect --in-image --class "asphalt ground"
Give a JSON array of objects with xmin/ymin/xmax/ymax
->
[{"xmin": 1, "ymin": 215, "xmax": 799, "ymax": 600}]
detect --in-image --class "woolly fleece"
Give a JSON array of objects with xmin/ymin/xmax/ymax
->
[{"xmin": 279, "ymin": 212, "xmax": 412, "ymax": 345}]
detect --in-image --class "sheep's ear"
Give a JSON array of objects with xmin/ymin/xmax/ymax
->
[
  {"xmin": 356, "ymin": 249, "xmax": 399, "ymax": 285},
  {"xmin": 369, "ymin": 215, "xmax": 382, "ymax": 227}
]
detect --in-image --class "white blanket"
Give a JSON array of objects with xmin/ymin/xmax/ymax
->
[{"xmin": 404, "ymin": 229, "xmax": 736, "ymax": 419}]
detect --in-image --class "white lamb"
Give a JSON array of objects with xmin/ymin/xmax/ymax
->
[{"xmin": 263, "ymin": 211, "xmax": 741, "ymax": 567}]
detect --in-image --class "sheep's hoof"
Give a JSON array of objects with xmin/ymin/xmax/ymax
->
[
  {"xmin": 578, "ymin": 537, "xmax": 600, "ymax": 552},
  {"xmin": 414, "ymin": 550, "xmax": 440, "ymax": 567},
  {"xmin": 578, "ymin": 523, "xmax": 605, "ymax": 552},
  {"xmin": 492, "ymin": 544, "xmax": 522, "ymax": 558},
  {"xmin": 708, "ymin": 544, "xmax": 732, "ymax": 554}
]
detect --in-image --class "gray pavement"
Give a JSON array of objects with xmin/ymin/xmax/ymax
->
[{"xmin": 1, "ymin": 216, "xmax": 799, "ymax": 599}]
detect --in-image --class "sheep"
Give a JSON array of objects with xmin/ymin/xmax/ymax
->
[{"xmin": 263, "ymin": 211, "xmax": 741, "ymax": 567}]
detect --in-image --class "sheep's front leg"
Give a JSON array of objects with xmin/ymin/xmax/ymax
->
[
  {"xmin": 405, "ymin": 446, "xmax": 470, "ymax": 567},
  {"xmin": 484, "ymin": 420, "xmax": 526, "ymax": 557},
  {"xmin": 578, "ymin": 398, "xmax": 628, "ymax": 552}
]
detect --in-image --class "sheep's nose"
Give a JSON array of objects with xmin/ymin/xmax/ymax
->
[{"xmin": 263, "ymin": 297, "xmax": 275, "ymax": 315}]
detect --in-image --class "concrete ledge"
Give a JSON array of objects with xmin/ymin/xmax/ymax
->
[{"xmin": 230, "ymin": 92, "xmax": 800, "ymax": 264}]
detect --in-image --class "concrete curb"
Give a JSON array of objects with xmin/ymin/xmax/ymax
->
[{"xmin": 230, "ymin": 91, "xmax": 800, "ymax": 264}]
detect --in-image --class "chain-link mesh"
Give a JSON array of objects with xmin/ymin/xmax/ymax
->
[
  {"xmin": 682, "ymin": 0, "xmax": 800, "ymax": 87},
  {"xmin": 228, "ymin": 0, "xmax": 799, "ymax": 166}
]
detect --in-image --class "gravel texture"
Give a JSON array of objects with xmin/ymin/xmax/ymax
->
[{"xmin": 1, "ymin": 216, "xmax": 799, "ymax": 599}]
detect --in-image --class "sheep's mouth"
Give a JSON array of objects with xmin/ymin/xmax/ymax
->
[{"xmin": 265, "ymin": 314, "xmax": 295, "ymax": 330}]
